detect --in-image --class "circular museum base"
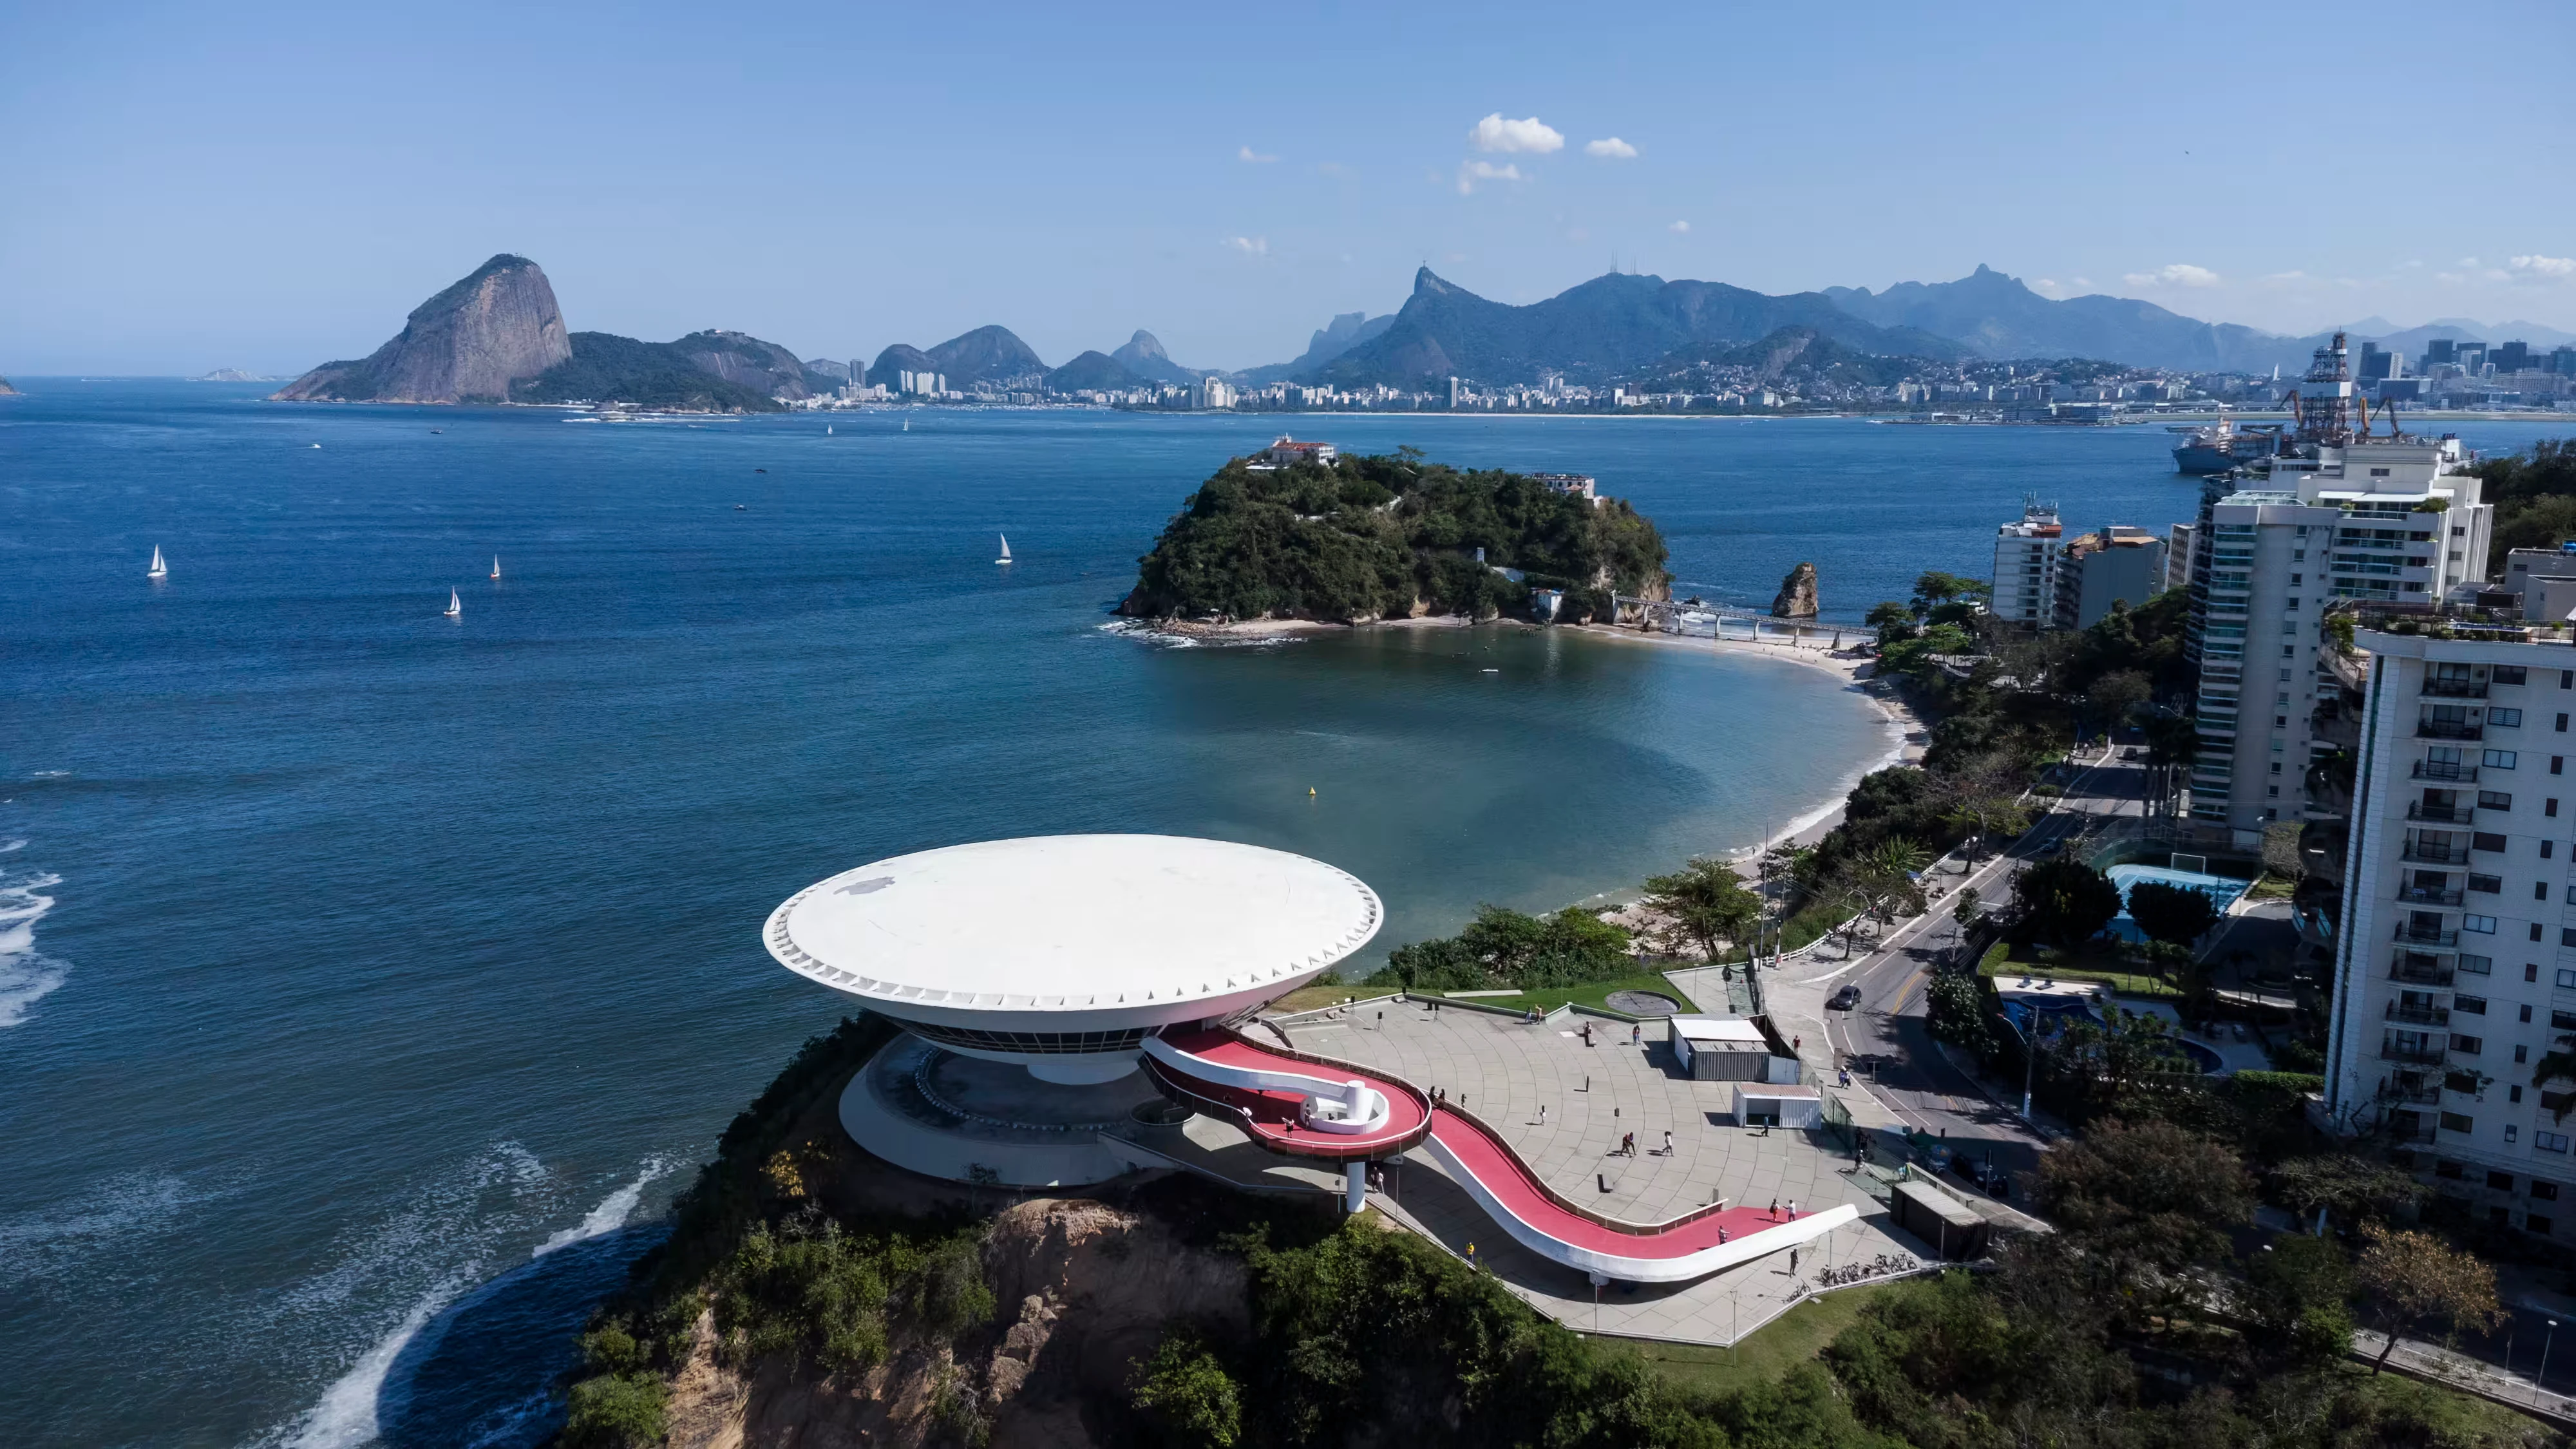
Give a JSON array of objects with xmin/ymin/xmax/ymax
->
[{"xmin": 840, "ymin": 1032, "xmax": 1172, "ymax": 1187}]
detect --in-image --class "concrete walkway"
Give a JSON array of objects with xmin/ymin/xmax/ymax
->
[{"xmin": 1274, "ymin": 996, "xmax": 1937, "ymax": 1345}]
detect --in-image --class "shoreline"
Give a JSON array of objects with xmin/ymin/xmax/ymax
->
[
  {"xmin": 1564, "ymin": 623, "xmax": 1921, "ymax": 855},
  {"xmin": 1118, "ymin": 613, "xmax": 1917, "ymax": 860}
]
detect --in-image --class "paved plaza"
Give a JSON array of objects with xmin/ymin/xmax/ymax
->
[{"xmin": 1266, "ymin": 996, "xmax": 1938, "ymax": 1345}]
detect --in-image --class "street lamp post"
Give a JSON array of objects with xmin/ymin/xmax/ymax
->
[{"xmin": 2541, "ymin": 1320, "xmax": 2559, "ymax": 1406}]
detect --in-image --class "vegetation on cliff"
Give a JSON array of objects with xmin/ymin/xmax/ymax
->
[
  {"xmin": 2475, "ymin": 439, "xmax": 2576, "ymax": 563},
  {"xmin": 1122, "ymin": 448, "xmax": 1669, "ymax": 624},
  {"xmin": 1368, "ymin": 904, "xmax": 1636, "ymax": 992}
]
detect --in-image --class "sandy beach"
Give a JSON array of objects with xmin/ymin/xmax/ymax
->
[{"xmin": 1566, "ymin": 622, "xmax": 1925, "ymax": 852}]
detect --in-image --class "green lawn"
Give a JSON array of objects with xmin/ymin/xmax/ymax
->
[
  {"xmin": 1269, "ymin": 981, "xmax": 1387, "ymax": 1014},
  {"xmin": 1979, "ymin": 940, "xmax": 2181, "ymax": 999},
  {"xmin": 2244, "ymin": 872, "xmax": 2297, "ymax": 900},
  {"xmin": 1613, "ymin": 1283, "xmax": 1897, "ymax": 1397}
]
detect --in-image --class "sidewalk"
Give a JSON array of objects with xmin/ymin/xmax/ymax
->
[{"xmin": 2353, "ymin": 1328, "xmax": 2576, "ymax": 1427}]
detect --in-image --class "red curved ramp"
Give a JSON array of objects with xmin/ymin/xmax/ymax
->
[
  {"xmin": 1141, "ymin": 1027, "xmax": 1432, "ymax": 1159},
  {"xmin": 1146, "ymin": 1027, "xmax": 1856, "ymax": 1283}
]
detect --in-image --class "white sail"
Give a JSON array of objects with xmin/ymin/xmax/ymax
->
[
  {"xmin": 147, "ymin": 546, "xmax": 167, "ymax": 578},
  {"xmin": 996, "ymin": 534, "xmax": 1012, "ymax": 564},
  {"xmin": 446, "ymin": 588, "xmax": 461, "ymax": 618},
  {"xmin": 491, "ymin": 555, "xmax": 500, "ymax": 580}
]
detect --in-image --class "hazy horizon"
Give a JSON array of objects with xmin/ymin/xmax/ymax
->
[{"xmin": 5, "ymin": 0, "xmax": 2571, "ymax": 375}]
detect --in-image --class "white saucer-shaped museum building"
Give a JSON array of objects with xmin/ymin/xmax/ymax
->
[{"xmin": 765, "ymin": 834, "xmax": 1383, "ymax": 1084}]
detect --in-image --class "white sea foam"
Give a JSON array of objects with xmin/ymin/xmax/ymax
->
[
  {"xmin": 276, "ymin": 1271, "xmax": 474, "ymax": 1449},
  {"xmin": 1095, "ymin": 618, "xmax": 1299, "ymax": 650},
  {"xmin": 0, "ymin": 865, "xmax": 66, "ymax": 1028},
  {"xmin": 0, "ymin": 1170, "xmax": 206, "ymax": 1284},
  {"xmin": 257, "ymin": 1144, "xmax": 679, "ymax": 1449},
  {"xmin": 534, "ymin": 1157, "xmax": 671, "ymax": 1257}
]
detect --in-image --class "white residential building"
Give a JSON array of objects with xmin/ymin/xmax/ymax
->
[
  {"xmin": 1990, "ymin": 498, "xmax": 2062, "ymax": 627},
  {"xmin": 2325, "ymin": 630, "xmax": 2576, "ymax": 1235},
  {"xmin": 1197, "ymin": 375, "xmax": 1235, "ymax": 410},
  {"xmin": 2184, "ymin": 336, "xmax": 2491, "ymax": 847}
]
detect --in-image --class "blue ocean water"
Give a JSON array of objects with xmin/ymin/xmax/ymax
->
[{"xmin": 1, "ymin": 382, "xmax": 2563, "ymax": 1446}]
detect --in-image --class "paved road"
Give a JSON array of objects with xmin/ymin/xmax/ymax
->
[{"xmin": 1765, "ymin": 745, "xmax": 2151, "ymax": 1197}]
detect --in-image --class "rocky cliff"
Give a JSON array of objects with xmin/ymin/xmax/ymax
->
[
  {"xmin": 662, "ymin": 1198, "xmax": 1247, "ymax": 1449},
  {"xmin": 271, "ymin": 254, "xmax": 571, "ymax": 404},
  {"xmin": 1771, "ymin": 561, "xmax": 1819, "ymax": 618},
  {"xmin": 0, "ymin": 377, "xmax": 15, "ymax": 395}
]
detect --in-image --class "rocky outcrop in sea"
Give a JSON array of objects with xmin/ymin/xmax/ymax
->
[
  {"xmin": 270, "ymin": 255, "xmax": 572, "ymax": 404},
  {"xmin": 1770, "ymin": 562, "xmax": 1819, "ymax": 618}
]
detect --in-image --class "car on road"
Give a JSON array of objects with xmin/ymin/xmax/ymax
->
[
  {"xmin": 2120, "ymin": 746, "xmax": 2143, "ymax": 761},
  {"xmin": 2038, "ymin": 838, "xmax": 2065, "ymax": 856},
  {"xmin": 1958, "ymin": 1157, "xmax": 2012, "ymax": 1198},
  {"xmin": 1828, "ymin": 984, "xmax": 1862, "ymax": 1011}
]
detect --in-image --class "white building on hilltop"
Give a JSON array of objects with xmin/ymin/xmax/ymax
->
[
  {"xmin": 1989, "ymin": 498, "xmax": 2062, "ymax": 627},
  {"xmin": 2325, "ymin": 630, "xmax": 2576, "ymax": 1236}
]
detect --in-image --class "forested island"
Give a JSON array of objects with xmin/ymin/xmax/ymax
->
[{"xmin": 1117, "ymin": 448, "xmax": 1670, "ymax": 625}]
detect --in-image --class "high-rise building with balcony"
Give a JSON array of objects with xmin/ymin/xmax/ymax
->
[
  {"xmin": 2183, "ymin": 336, "xmax": 2490, "ymax": 848},
  {"xmin": 1989, "ymin": 498, "xmax": 2061, "ymax": 627},
  {"xmin": 2324, "ymin": 631, "xmax": 2576, "ymax": 1235}
]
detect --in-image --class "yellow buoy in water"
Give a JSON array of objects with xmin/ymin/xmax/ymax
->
[{"xmin": 1308, "ymin": 787, "xmax": 1317, "ymax": 797}]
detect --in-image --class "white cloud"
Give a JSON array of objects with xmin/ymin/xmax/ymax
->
[
  {"xmin": 1237, "ymin": 146, "xmax": 1277, "ymax": 164},
  {"xmin": 1222, "ymin": 236, "xmax": 1268, "ymax": 256},
  {"xmin": 1468, "ymin": 113, "xmax": 1563, "ymax": 154},
  {"xmin": 1455, "ymin": 159, "xmax": 1523, "ymax": 195},
  {"xmin": 1584, "ymin": 137, "xmax": 1638, "ymax": 159},
  {"xmin": 2122, "ymin": 263, "xmax": 2221, "ymax": 289},
  {"xmin": 1668, "ymin": 220, "xmax": 1690, "ymax": 233},
  {"xmin": 2512, "ymin": 254, "xmax": 2576, "ymax": 279},
  {"xmin": 2032, "ymin": 278, "xmax": 2064, "ymax": 296},
  {"xmin": 2070, "ymin": 277, "xmax": 2092, "ymax": 290}
]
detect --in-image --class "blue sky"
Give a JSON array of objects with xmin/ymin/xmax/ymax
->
[{"xmin": 5, "ymin": 0, "xmax": 2571, "ymax": 374}]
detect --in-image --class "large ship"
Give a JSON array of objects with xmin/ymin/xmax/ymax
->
[{"xmin": 2170, "ymin": 417, "xmax": 2281, "ymax": 475}]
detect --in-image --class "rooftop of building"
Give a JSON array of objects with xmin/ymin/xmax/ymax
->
[{"xmin": 766, "ymin": 834, "xmax": 1383, "ymax": 1012}]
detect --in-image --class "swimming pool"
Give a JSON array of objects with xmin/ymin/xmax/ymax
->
[{"xmin": 2105, "ymin": 863, "xmax": 2255, "ymax": 943}]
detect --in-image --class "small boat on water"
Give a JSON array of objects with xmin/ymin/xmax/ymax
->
[
  {"xmin": 826, "ymin": 424, "xmax": 833, "ymax": 435},
  {"xmin": 996, "ymin": 535, "xmax": 1012, "ymax": 565},
  {"xmin": 147, "ymin": 545, "xmax": 167, "ymax": 580},
  {"xmin": 490, "ymin": 555, "xmax": 501, "ymax": 580},
  {"xmin": 444, "ymin": 588, "xmax": 461, "ymax": 619},
  {"xmin": 902, "ymin": 419, "xmax": 909, "ymax": 432}
]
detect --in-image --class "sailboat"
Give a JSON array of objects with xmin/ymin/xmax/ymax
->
[
  {"xmin": 490, "ymin": 555, "xmax": 501, "ymax": 580},
  {"xmin": 826, "ymin": 424, "xmax": 833, "ymax": 435},
  {"xmin": 902, "ymin": 419, "xmax": 909, "ymax": 432},
  {"xmin": 147, "ymin": 545, "xmax": 167, "ymax": 580},
  {"xmin": 995, "ymin": 535, "xmax": 1012, "ymax": 566},
  {"xmin": 444, "ymin": 588, "xmax": 462, "ymax": 619}
]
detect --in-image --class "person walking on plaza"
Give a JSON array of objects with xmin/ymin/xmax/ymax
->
[
  {"xmin": 1788, "ymin": 1198, "xmax": 1799, "ymax": 1219},
  {"xmin": 1630, "ymin": 1023, "xmax": 1641, "ymax": 1046},
  {"xmin": 1622, "ymin": 1131, "xmax": 1636, "ymax": 1157},
  {"xmin": 1769, "ymin": 1197, "xmax": 1779, "ymax": 1218},
  {"xmin": 1662, "ymin": 1128, "xmax": 1673, "ymax": 1155}
]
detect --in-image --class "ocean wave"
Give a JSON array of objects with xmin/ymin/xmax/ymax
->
[
  {"xmin": 534, "ymin": 1157, "xmax": 672, "ymax": 1257},
  {"xmin": 254, "ymin": 1145, "xmax": 681, "ymax": 1449},
  {"xmin": 1095, "ymin": 618, "xmax": 1300, "ymax": 650},
  {"xmin": 0, "ymin": 864, "xmax": 66, "ymax": 1028},
  {"xmin": 272, "ymin": 1271, "xmax": 475, "ymax": 1449}
]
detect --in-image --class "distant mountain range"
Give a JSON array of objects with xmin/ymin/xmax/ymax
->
[
  {"xmin": 1311, "ymin": 268, "xmax": 1971, "ymax": 388},
  {"xmin": 271, "ymin": 253, "xmax": 2575, "ymax": 412}
]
